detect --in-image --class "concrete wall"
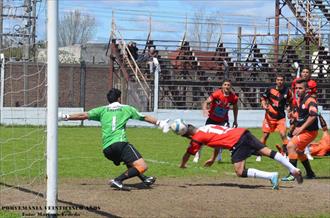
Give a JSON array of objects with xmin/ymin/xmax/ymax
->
[{"xmin": 1, "ymin": 107, "xmax": 329, "ymax": 129}]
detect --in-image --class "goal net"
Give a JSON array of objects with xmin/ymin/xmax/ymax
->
[
  {"xmin": 0, "ymin": 57, "xmax": 47, "ymax": 209},
  {"xmin": 0, "ymin": 1, "xmax": 47, "ymax": 214}
]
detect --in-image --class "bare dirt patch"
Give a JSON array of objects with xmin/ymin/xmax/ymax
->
[{"xmin": 1, "ymin": 176, "xmax": 330, "ymax": 217}]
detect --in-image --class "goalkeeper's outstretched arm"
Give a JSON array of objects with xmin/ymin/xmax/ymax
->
[
  {"xmin": 143, "ymin": 115, "xmax": 158, "ymax": 125},
  {"xmin": 59, "ymin": 112, "xmax": 89, "ymax": 121},
  {"xmin": 144, "ymin": 115, "xmax": 170, "ymax": 133}
]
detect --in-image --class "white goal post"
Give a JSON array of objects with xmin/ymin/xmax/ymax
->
[{"xmin": 46, "ymin": 0, "xmax": 59, "ymax": 217}]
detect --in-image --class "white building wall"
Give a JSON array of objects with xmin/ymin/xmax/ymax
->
[{"xmin": 1, "ymin": 108, "xmax": 329, "ymax": 129}]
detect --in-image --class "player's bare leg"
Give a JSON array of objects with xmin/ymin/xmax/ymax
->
[
  {"xmin": 257, "ymin": 132, "xmax": 269, "ymax": 162},
  {"xmin": 279, "ymin": 131, "xmax": 288, "ymax": 157}
]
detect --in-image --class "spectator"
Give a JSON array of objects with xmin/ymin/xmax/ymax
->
[
  {"xmin": 136, "ymin": 46, "xmax": 161, "ymax": 74},
  {"xmin": 127, "ymin": 41, "xmax": 139, "ymax": 60}
]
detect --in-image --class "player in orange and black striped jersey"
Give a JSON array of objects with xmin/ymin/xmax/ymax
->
[
  {"xmin": 291, "ymin": 67, "xmax": 317, "ymax": 103},
  {"xmin": 287, "ymin": 66, "xmax": 328, "ymax": 158},
  {"xmin": 257, "ymin": 74, "xmax": 293, "ymax": 161},
  {"xmin": 282, "ymin": 79, "xmax": 319, "ymax": 181},
  {"xmin": 288, "ymin": 67, "xmax": 318, "ymax": 138}
]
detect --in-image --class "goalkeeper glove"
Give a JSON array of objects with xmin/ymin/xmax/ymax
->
[
  {"xmin": 58, "ymin": 112, "xmax": 70, "ymax": 121},
  {"xmin": 156, "ymin": 119, "xmax": 170, "ymax": 133}
]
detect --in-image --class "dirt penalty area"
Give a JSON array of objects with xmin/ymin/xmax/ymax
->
[{"xmin": 1, "ymin": 176, "xmax": 329, "ymax": 217}]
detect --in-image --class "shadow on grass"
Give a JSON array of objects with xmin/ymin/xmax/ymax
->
[{"xmin": 0, "ymin": 182, "xmax": 120, "ymax": 218}]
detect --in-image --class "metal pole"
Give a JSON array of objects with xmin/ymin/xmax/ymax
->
[
  {"xmin": 109, "ymin": 41, "xmax": 114, "ymax": 89},
  {"xmin": 237, "ymin": 26, "xmax": 242, "ymax": 66},
  {"xmin": 31, "ymin": 0, "xmax": 37, "ymax": 61},
  {"xmin": 274, "ymin": 0, "xmax": 280, "ymax": 65},
  {"xmin": 46, "ymin": 0, "xmax": 58, "ymax": 217},
  {"xmin": 153, "ymin": 66, "xmax": 159, "ymax": 112},
  {"xmin": 0, "ymin": 0, "xmax": 3, "ymax": 49},
  {"xmin": 109, "ymin": 10, "xmax": 115, "ymax": 89},
  {"xmin": 305, "ymin": 1, "xmax": 310, "ymax": 65},
  {"xmin": 23, "ymin": 62, "xmax": 28, "ymax": 105},
  {"xmin": 80, "ymin": 60, "xmax": 86, "ymax": 125},
  {"xmin": 0, "ymin": 53, "xmax": 4, "ymax": 124},
  {"xmin": 111, "ymin": 10, "xmax": 115, "ymax": 39},
  {"xmin": 24, "ymin": 0, "xmax": 31, "ymax": 61}
]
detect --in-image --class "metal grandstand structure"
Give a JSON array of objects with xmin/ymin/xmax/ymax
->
[{"xmin": 107, "ymin": 1, "xmax": 330, "ymax": 111}]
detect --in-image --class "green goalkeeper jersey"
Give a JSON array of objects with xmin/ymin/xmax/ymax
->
[{"xmin": 88, "ymin": 102, "xmax": 145, "ymax": 149}]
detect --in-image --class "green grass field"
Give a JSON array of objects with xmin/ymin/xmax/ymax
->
[
  {"xmin": 1, "ymin": 126, "xmax": 329, "ymax": 217},
  {"xmin": 1, "ymin": 126, "xmax": 329, "ymax": 179}
]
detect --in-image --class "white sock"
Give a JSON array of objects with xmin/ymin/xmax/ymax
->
[
  {"xmin": 274, "ymin": 152, "xmax": 297, "ymax": 174},
  {"xmin": 193, "ymin": 150, "xmax": 201, "ymax": 163},
  {"xmin": 195, "ymin": 151, "xmax": 200, "ymax": 159},
  {"xmin": 247, "ymin": 168, "xmax": 275, "ymax": 180}
]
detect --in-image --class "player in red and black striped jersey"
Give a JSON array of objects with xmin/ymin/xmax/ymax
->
[
  {"xmin": 282, "ymin": 79, "xmax": 319, "ymax": 181},
  {"xmin": 172, "ymin": 123, "xmax": 303, "ymax": 190},
  {"xmin": 258, "ymin": 74, "xmax": 292, "ymax": 161}
]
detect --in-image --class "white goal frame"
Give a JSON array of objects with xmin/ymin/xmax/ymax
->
[{"xmin": 46, "ymin": 0, "xmax": 59, "ymax": 217}]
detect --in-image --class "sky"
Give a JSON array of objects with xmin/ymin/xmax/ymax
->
[
  {"xmin": 2, "ymin": 0, "xmax": 297, "ymax": 46},
  {"xmin": 39, "ymin": 0, "xmax": 287, "ymax": 43}
]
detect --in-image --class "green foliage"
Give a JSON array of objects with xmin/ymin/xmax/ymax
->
[
  {"xmin": 36, "ymin": 40, "xmax": 46, "ymax": 49},
  {"xmin": 285, "ymin": 37, "xmax": 318, "ymax": 59},
  {"xmin": 2, "ymin": 47, "xmax": 23, "ymax": 61},
  {"xmin": 269, "ymin": 36, "xmax": 319, "ymax": 62}
]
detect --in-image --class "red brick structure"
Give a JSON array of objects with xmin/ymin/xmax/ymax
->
[{"xmin": 3, "ymin": 63, "xmax": 109, "ymax": 110}]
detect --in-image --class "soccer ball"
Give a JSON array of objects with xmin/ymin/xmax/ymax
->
[{"xmin": 170, "ymin": 119, "xmax": 188, "ymax": 135}]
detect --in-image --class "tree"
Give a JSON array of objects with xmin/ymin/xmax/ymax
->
[
  {"xmin": 3, "ymin": 47, "xmax": 23, "ymax": 61},
  {"xmin": 58, "ymin": 10, "xmax": 96, "ymax": 47},
  {"xmin": 189, "ymin": 10, "xmax": 220, "ymax": 51},
  {"xmin": 270, "ymin": 36, "xmax": 318, "ymax": 63}
]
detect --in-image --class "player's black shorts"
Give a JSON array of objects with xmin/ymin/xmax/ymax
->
[
  {"xmin": 230, "ymin": 131, "xmax": 265, "ymax": 163},
  {"xmin": 103, "ymin": 142, "xmax": 142, "ymax": 166},
  {"xmin": 205, "ymin": 118, "xmax": 229, "ymax": 126}
]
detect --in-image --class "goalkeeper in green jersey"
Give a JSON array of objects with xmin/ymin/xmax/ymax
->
[{"xmin": 59, "ymin": 88, "xmax": 170, "ymax": 190}]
